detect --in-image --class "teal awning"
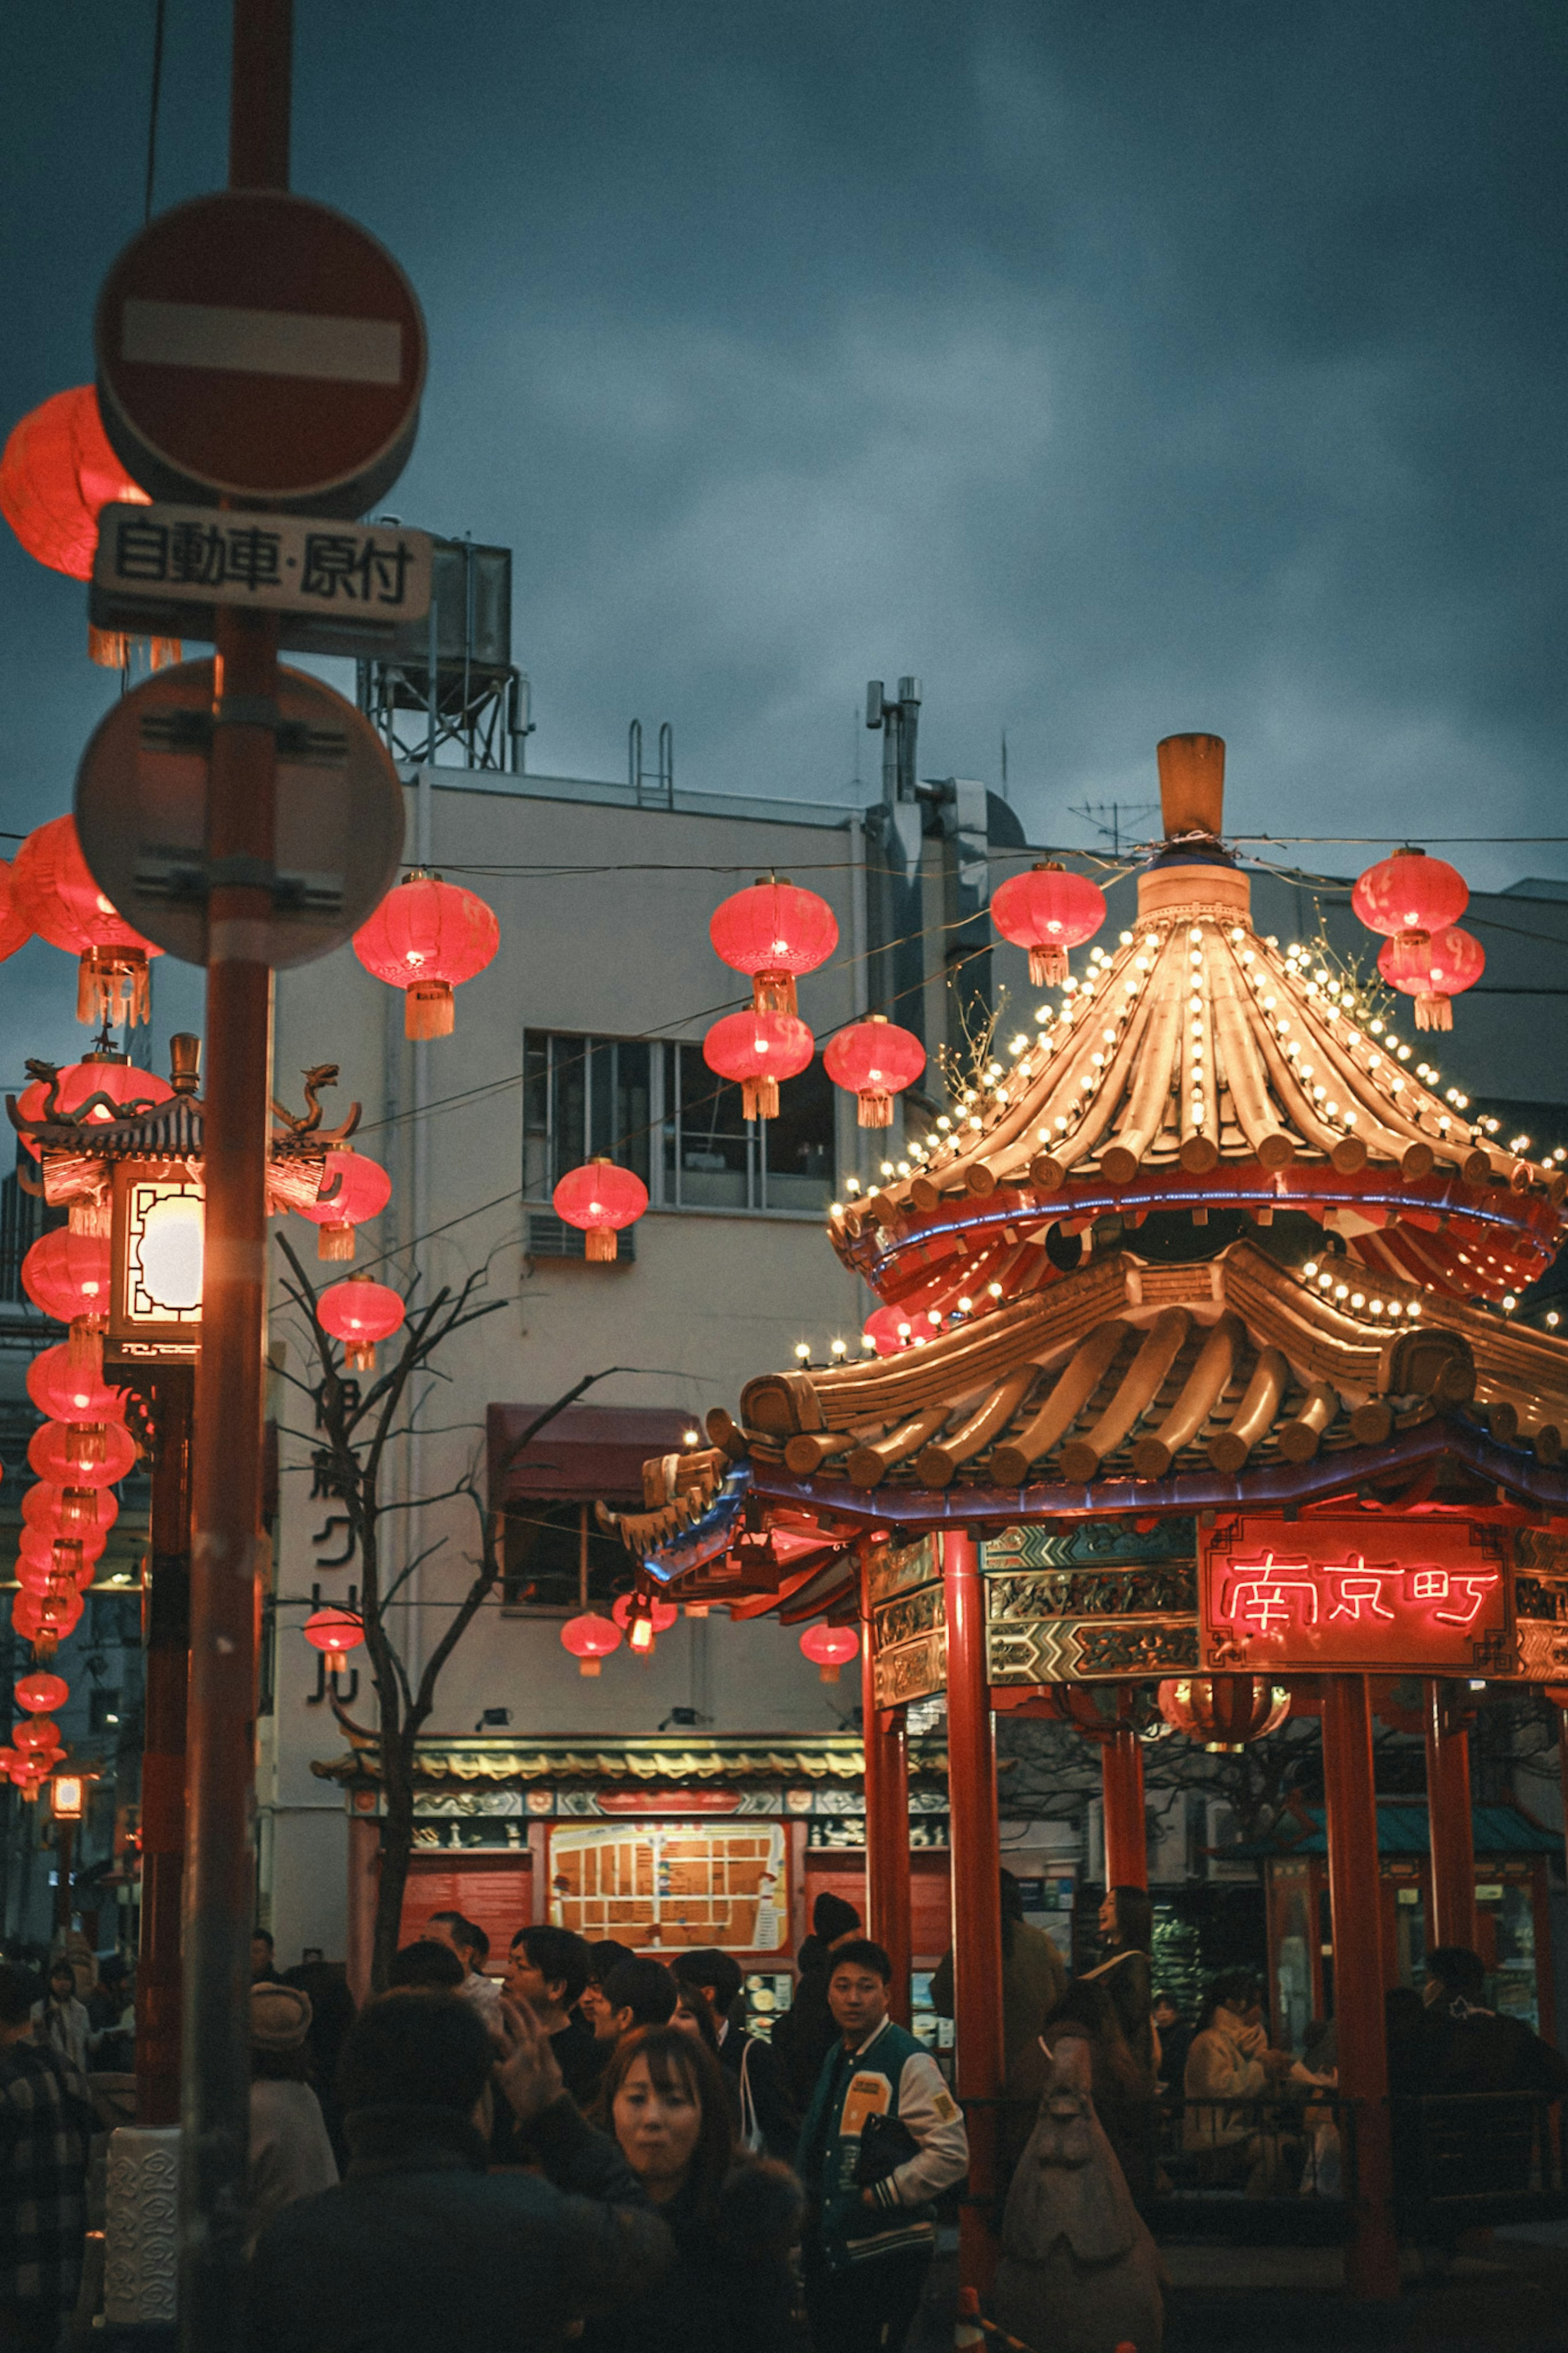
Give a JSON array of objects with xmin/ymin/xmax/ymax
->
[{"xmin": 1229, "ymin": 1802, "xmax": 1561, "ymax": 1860}]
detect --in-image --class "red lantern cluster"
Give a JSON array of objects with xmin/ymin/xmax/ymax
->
[
  {"xmin": 560, "ymin": 1612, "xmax": 621, "ymax": 1676},
  {"xmin": 709, "ymin": 881, "xmax": 838, "ymax": 1017},
  {"xmin": 992, "ymin": 862, "xmax": 1106, "ymax": 987},
  {"xmin": 0, "ymin": 386, "xmax": 148, "ymax": 582},
  {"xmin": 353, "ymin": 871, "xmax": 500, "ymax": 1039},
  {"xmin": 1156, "ymin": 1676, "xmax": 1290, "ymax": 1752},
  {"xmin": 824, "ymin": 1017, "xmax": 925, "ymax": 1129},
  {"xmin": 1352, "ymin": 847, "xmax": 1482, "ymax": 1033},
  {"xmin": 296, "ymin": 1149, "xmax": 392, "ymax": 1262},
  {"xmin": 552, "ymin": 1160, "xmax": 648, "ymax": 1262},
  {"xmin": 303, "ymin": 1608, "xmax": 364, "ymax": 1676},
  {"xmin": 798, "ymin": 1622, "xmax": 859, "ymax": 1683},
  {"xmin": 703, "ymin": 1008, "xmax": 813, "ymax": 1122},
  {"xmin": 317, "ymin": 1276, "xmax": 406, "ymax": 1372},
  {"xmin": 11, "ymin": 815, "xmax": 162, "ymax": 1028}
]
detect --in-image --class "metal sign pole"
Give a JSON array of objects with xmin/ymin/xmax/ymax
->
[{"xmin": 178, "ymin": 5, "xmax": 290, "ymax": 2343}]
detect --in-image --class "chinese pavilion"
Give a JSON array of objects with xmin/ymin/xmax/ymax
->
[{"xmin": 601, "ymin": 735, "xmax": 1568, "ymax": 2297}]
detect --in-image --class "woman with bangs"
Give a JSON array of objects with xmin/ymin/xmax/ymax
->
[{"xmin": 584, "ymin": 2023, "xmax": 801, "ymax": 2353}]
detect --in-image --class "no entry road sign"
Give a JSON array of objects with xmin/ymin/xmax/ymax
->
[
  {"xmin": 76, "ymin": 658, "xmax": 406, "ymax": 969},
  {"xmin": 94, "ymin": 191, "xmax": 426, "ymax": 514}
]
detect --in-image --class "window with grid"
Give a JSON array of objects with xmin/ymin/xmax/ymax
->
[{"xmin": 524, "ymin": 1033, "xmax": 835, "ymax": 1215}]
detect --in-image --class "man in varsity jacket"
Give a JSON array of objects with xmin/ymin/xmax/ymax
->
[{"xmin": 797, "ymin": 1937, "xmax": 970, "ymax": 2353}]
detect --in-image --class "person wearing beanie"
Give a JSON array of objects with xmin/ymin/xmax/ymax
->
[
  {"xmin": 770, "ymin": 1893, "xmax": 862, "ymax": 2112},
  {"xmin": 247, "ymin": 1981, "xmax": 339, "ymax": 2257}
]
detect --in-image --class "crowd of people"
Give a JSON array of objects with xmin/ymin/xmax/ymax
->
[{"xmin": 0, "ymin": 1894, "xmax": 1560, "ymax": 2348}]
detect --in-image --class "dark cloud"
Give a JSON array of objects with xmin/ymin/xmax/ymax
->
[{"xmin": 1, "ymin": 0, "xmax": 1564, "ymax": 1033}]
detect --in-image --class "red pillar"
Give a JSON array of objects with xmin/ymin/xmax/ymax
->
[
  {"xmin": 862, "ymin": 1606, "xmax": 912, "ymax": 2026},
  {"xmin": 1322, "ymin": 1674, "xmax": 1399, "ymax": 2299},
  {"xmin": 1424, "ymin": 1680, "xmax": 1477, "ymax": 1953},
  {"xmin": 943, "ymin": 1530, "xmax": 1002, "ymax": 2292},
  {"xmin": 1102, "ymin": 1722, "xmax": 1149, "ymax": 1891}
]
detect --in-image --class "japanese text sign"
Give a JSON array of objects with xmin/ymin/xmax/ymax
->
[{"xmin": 1200, "ymin": 1516, "xmax": 1509, "ymax": 1675}]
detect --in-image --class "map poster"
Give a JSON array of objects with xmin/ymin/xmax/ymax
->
[{"xmin": 547, "ymin": 1820, "xmax": 789, "ymax": 1955}]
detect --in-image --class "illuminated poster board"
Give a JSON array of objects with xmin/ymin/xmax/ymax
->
[
  {"xmin": 1200, "ymin": 1517, "xmax": 1508, "ymax": 1677},
  {"xmin": 548, "ymin": 1820, "xmax": 788, "ymax": 1956}
]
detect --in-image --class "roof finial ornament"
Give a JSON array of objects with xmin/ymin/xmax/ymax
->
[{"xmin": 1156, "ymin": 733, "xmax": 1226, "ymax": 841}]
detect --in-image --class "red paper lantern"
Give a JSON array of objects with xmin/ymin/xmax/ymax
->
[
  {"xmin": 560, "ymin": 1613, "xmax": 621, "ymax": 1677},
  {"xmin": 10, "ymin": 814, "xmax": 162, "ymax": 1027},
  {"xmin": 295, "ymin": 1149, "xmax": 393, "ymax": 1262},
  {"xmin": 0, "ymin": 1750, "xmax": 19, "ymax": 1784},
  {"xmin": 317, "ymin": 1276, "xmax": 406, "ymax": 1372},
  {"xmin": 15, "ymin": 1053, "xmax": 174, "ymax": 1178},
  {"xmin": 1352, "ymin": 846, "xmax": 1469, "ymax": 939},
  {"xmin": 19, "ymin": 1524, "xmax": 104, "ymax": 1577},
  {"xmin": 13, "ymin": 1588, "xmax": 84, "ymax": 1646},
  {"xmin": 20, "ymin": 1484, "xmax": 117, "ymax": 1542},
  {"xmin": 303, "ymin": 1608, "xmax": 363, "ymax": 1676},
  {"xmin": 15, "ymin": 1672, "xmax": 68, "ymax": 1716},
  {"xmin": 552, "ymin": 1160, "xmax": 649, "ymax": 1263},
  {"xmin": 992, "ymin": 863, "xmax": 1107, "ymax": 987},
  {"xmin": 28, "ymin": 1420, "xmax": 137, "ymax": 1488},
  {"xmin": 22, "ymin": 1229, "xmax": 111, "ymax": 1381},
  {"xmin": 1157, "ymin": 1676, "xmax": 1291, "ymax": 1752},
  {"xmin": 26, "ymin": 1345, "xmax": 126, "ymax": 1430},
  {"xmin": 1377, "ymin": 925, "xmax": 1484, "ymax": 1033},
  {"xmin": 13, "ymin": 1717, "xmax": 62, "ymax": 1755},
  {"xmin": 702, "ymin": 1009, "xmax": 813, "ymax": 1121},
  {"xmin": 798, "ymin": 1622, "xmax": 860, "ymax": 1683},
  {"xmin": 862, "ymin": 1303, "xmax": 914, "ymax": 1357},
  {"xmin": 353, "ymin": 871, "xmax": 499, "ymax": 1039},
  {"xmin": 0, "ymin": 386, "xmax": 148, "ymax": 581},
  {"xmin": 709, "ymin": 880, "xmax": 839, "ymax": 1016},
  {"xmin": 0, "ymin": 863, "xmax": 31, "ymax": 965},
  {"xmin": 824, "ymin": 1017, "xmax": 926, "ymax": 1129}
]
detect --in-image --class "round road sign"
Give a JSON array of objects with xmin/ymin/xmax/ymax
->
[
  {"xmin": 75, "ymin": 659, "xmax": 406, "ymax": 970},
  {"xmin": 94, "ymin": 192, "xmax": 426, "ymax": 515}
]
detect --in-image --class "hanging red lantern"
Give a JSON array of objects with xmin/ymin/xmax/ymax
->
[
  {"xmin": 19, "ymin": 1525, "xmax": 103, "ymax": 1579},
  {"xmin": 1376, "ymin": 926, "xmax": 1484, "ymax": 1033},
  {"xmin": 10, "ymin": 815, "xmax": 162, "ymax": 1027},
  {"xmin": 1352, "ymin": 845, "xmax": 1469, "ymax": 939},
  {"xmin": 27, "ymin": 1419, "xmax": 137, "ymax": 1488},
  {"xmin": 862, "ymin": 1304, "xmax": 914, "ymax": 1357},
  {"xmin": 0, "ymin": 863, "xmax": 31, "ymax": 965},
  {"xmin": 991, "ymin": 863, "xmax": 1107, "ymax": 987},
  {"xmin": 0, "ymin": 1751, "xmax": 19, "ymax": 1784},
  {"xmin": 13, "ymin": 1717, "xmax": 62, "ymax": 1755},
  {"xmin": 1157, "ymin": 1676, "xmax": 1291, "ymax": 1752},
  {"xmin": 352, "ymin": 871, "xmax": 500, "ymax": 1039},
  {"xmin": 552, "ymin": 1160, "xmax": 649, "ymax": 1263},
  {"xmin": 709, "ymin": 880, "xmax": 839, "ymax": 1016},
  {"xmin": 22, "ymin": 1229, "xmax": 111, "ymax": 1378},
  {"xmin": 824, "ymin": 1017, "xmax": 926, "ymax": 1129},
  {"xmin": 20, "ymin": 1484, "xmax": 117, "ymax": 1542},
  {"xmin": 0, "ymin": 386, "xmax": 149, "ymax": 581},
  {"xmin": 798, "ymin": 1622, "xmax": 860, "ymax": 1683},
  {"xmin": 303, "ymin": 1608, "xmax": 363, "ymax": 1676},
  {"xmin": 15, "ymin": 1671, "xmax": 68, "ymax": 1717},
  {"xmin": 294, "ymin": 1149, "xmax": 393, "ymax": 1262},
  {"xmin": 560, "ymin": 1613, "xmax": 621, "ymax": 1677},
  {"xmin": 26, "ymin": 1345, "xmax": 126, "ymax": 1430},
  {"xmin": 702, "ymin": 1008, "xmax": 813, "ymax": 1121},
  {"xmin": 317, "ymin": 1276, "xmax": 406, "ymax": 1372},
  {"xmin": 13, "ymin": 1588, "xmax": 83, "ymax": 1647}
]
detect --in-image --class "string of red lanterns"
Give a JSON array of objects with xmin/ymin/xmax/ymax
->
[{"xmin": 1352, "ymin": 845, "xmax": 1483, "ymax": 1032}]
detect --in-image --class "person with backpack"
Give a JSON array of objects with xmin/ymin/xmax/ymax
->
[{"xmin": 670, "ymin": 1948, "xmax": 799, "ymax": 2160}]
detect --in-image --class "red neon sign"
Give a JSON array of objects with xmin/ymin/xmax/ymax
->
[{"xmin": 1201, "ymin": 1517, "xmax": 1508, "ymax": 1674}]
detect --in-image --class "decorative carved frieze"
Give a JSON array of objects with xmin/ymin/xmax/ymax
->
[
  {"xmin": 864, "ymin": 1534, "xmax": 941, "ymax": 1610},
  {"xmin": 873, "ymin": 1582, "xmax": 945, "ymax": 1651},
  {"xmin": 988, "ymin": 1617, "xmax": 1198, "ymax": 1683},
  {"xmin": 874, "ymin": 1628, "xmax": 947, "ymax": 1708},
  {"xmin": 983, "ymin": 1517, "xmax": 1197, "ymax": 1573}
]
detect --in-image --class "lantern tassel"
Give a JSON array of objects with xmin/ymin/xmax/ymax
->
[
  {"xmin": 64, "ymin": 1424, "xmax": 107, "ymax": 1471},
  {"xmin": 578, "ymin": 1659, "xmax": 602, "ymax": 1677},
  {"xmin": 318, "ymin": 1223, "xmax": 356, "ymax": 1262},
  {"xmin": 88, "ymin": 627, "xmax": 131, "ymax": 671},
  {"xmin": 817, "ymin": 1662, "xmax": 841, "ymax": 1684},
  {"xmin": 586, "ymin": 1227, "xmax": 619, "ymax": 1263},
  {"xmin": 856, "ymin": 1091, "xmax": 893, "ymax": 1129},
  {"xmin": 68, "ymin": 1193, "xmax": 111, "ymax": 1239},
  {"xmin": 752, "ymin": 972, "xmax": 798, "ymax": 1017},
  {"xmin": 1027, "ymin": 944, "xmax": 1069, "ymax": 988},
  {"xmin": 405, "ymin": 980, "xmax": 456, "ymax": 1040},
  {"xmin": 741, "ymin": 1078, "xmax": 780, "ymax": 1120},
  {"xmin": 1415, "ymin": 992, "xmax": 1452, "ymax": 1032},
  {"xmin": 66, "ymin": 1320, "xmax": 103, "ymax": 1380},
  {"xmin": 346, "ymin": 1341, "xmax": 376, "ymax": 1373}
]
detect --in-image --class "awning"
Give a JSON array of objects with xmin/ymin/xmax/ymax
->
[{"xmin": 487, "ymin": 1402, "xmax": 697, "ymax": 1509}]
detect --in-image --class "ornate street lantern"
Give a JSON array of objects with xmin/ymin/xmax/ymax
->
[
  {"xmin": 560, "ymin": 1612, "xmax": 621, "ymax": 1677},
  {"xmin": 49, "ymin": 1773, "xmax": 85, "ymax": 1822},
  {"xmin": 352, "ymin": 871, "xmax": 499, "ymax": 1038},
  {"xmin": 824, "ymin": 1017, "xmax": 926, "ymax": 1129},
  {"xmin": 317, "ymin": 1276, "xmax": 405, "ymax": 1371},
  {"xmin": 709, "ymin": 879, "xmax": 839, "ymax": 1016},
  {"xmin": 11, "ymin": 815, "xmax": 162, "ymax": 1028},
  {"xmin": 1157, "ymin": 1676, "xmax": 1291, "ymax": 1753},
  {"xmin": 991, "ymin": 862, "xmax": 1106, "ymax": 986},
  {"xmin": 702, "ymin": 1008, "xmax": 813, "ymax": 1121},
  {"xmin": 303, "ymin": 1608, "xmax": 364, "ymax": 1677},
  {"xmin": 552, "ymin": 1160, "xmax": 648, "ymax": 1262},
  {"xmin": 798, "ymin": 1623, "xmax": 859, "ymax": 1683}
]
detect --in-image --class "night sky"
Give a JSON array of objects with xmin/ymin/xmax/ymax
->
[{"xmin": 2, "ymin": 1, "xmax": 1566, "ymax": 1073}]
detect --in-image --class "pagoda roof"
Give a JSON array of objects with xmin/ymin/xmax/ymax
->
[{"xmin": 312, "ymin": 1728, "xmax": 949, "ymax": 1789}]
